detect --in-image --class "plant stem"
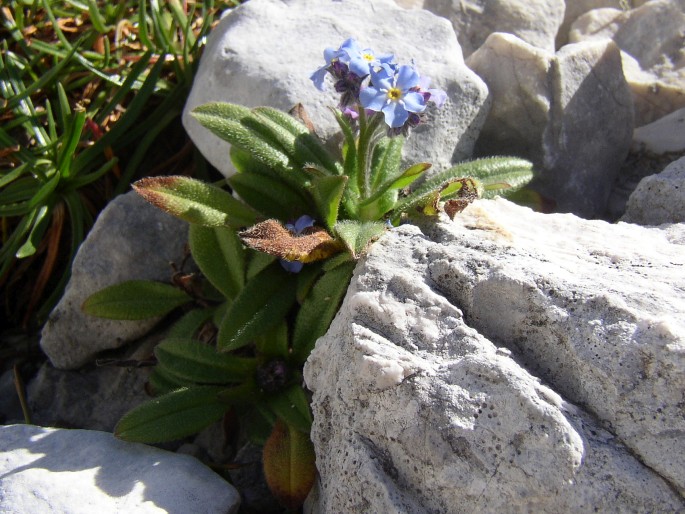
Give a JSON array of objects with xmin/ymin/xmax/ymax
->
[{"xmin": 355, "ymin": 110, "xmax": 383, "ymax": 200}]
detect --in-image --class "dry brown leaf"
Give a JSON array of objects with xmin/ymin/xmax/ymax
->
[{"xmin": 240, "ymin": 219, "xmax": 342, "ymax": 263}]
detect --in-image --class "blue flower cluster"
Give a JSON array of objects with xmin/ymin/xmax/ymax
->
[{"xmin": 311, "ymin": 39, "xmax": 447, "ymax": 133}]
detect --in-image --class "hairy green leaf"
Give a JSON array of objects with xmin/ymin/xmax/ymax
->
[
  {"xmin": 292, "ymin": 261, "xmax": 355, "ymax": 362},
  {"xmin": 334, "ymin": 220, "xmax": 387, "ymax": 258},
  {"xmin": 189, "ymin": 224, "xmax": 245, "ymax": 299},
  {"xmin": 310, "ymin": 175, "xmax": 347, "ymax": 231},
  {"xmin": 255, "ymin": 320, "xmax": 290, "ymax": 359},
  {"xmin": 228, "ymin": 172, "xmax": 311, "ymax": 221},
  {"xmin": 147, "ymin": 366, "xmax": 192, "ymax": 396},
  {"xmin": 133, "ymin": 176, "xmax": 256, "ymax": 227},
  {"xmin": 165, "ymin": 308, "xmax": 215, "ymax": 340},
  {"xmin": 191, "ymin": 103, "xmax": 298, "ymax": 184},
  {"xmin": 115, "ymin": 386, "xmax": 227, "ymax": 443},
  {"xmin": 254, "ymin": 106, "xmax": 341, "ymax": 174},
  {"xmin": 370, "ymin": 136, "xmax": 404, "ymax": 191},
  {"xmin": 267, "ymin": 384, "xmax": 313, "ymax": 434},
  {"xmin": 82, "ymin": 280, "xmax": 191, "ymax": 320},
  {"xmin": 217, "ymin": 263, "xmax": 298, "ymax": 352},
  {"xmin": 390, "ymin": 157, "xmax": 533, "ymax": 221},
  {"xmin": 154, "ymin": 338, "xmax": 256, "ymax": 384}
]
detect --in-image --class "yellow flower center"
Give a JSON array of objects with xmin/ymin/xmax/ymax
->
[
  {"xmin": 362, "ymin": 52, "xmax": 374, "ymax": 62},
  {"xmin": 387, "ymin": 87, "xmax": 402, "ymax": 101}
]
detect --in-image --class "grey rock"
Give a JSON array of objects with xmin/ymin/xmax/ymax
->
[
  {"xmin": 183, "ymin": 0, "xmax": 489, "ymax": 178},
  {"xmin": 0, "ymin": 369, "xmax": 24, "ymax": 424},
  {"xmin": 0, "ymin": 424, "xmax": 240, "ymax": 513},
  {"xmin": 468, "ymin": 35, "xmax": 633, "ymax": 217},
  {"xmin": 304, "ymin": 198, "xmax": 685, "ymax": 511},
  {"xmin": 540, "ymin": 39, "xmax": 633, "ymax": 217},
  {"xmin": 28, "ymin": 334, "xmax": 158, "ymax": 431},
  {"xmin": 622, "ymin": 155, "xmax": 685, "ymax": 224},
  {"xmin": 40, "ymin": 191, "xmax": 189, "ymax": 370},
  {"xmin": 423, "ymin": 0, "xmax": 565, "ymax": 57},
  {"xmin": 569, "ymin": 0, "xmax": 685, "ymax": 125}
]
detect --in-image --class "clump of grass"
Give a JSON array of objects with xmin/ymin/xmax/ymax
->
[{"xmin": 0, "ymin": 1, "xmax": 238, "ymax": 335}]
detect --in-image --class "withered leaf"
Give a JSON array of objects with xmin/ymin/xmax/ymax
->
[
  {"xmin": 288, "ymin": 103, "xmax": 316, "ymax": 133},
  {"xmin": 240, "ymin": 219, "xmax": 342, "ymax": 263}
]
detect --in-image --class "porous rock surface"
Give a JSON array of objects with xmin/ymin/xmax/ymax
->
[
  {"xmin": 183, "ymin": 0, "xmax": 489, "ymax": 177},
  {"xmin": 304, "ymin": 198, "xmax": 685, "ymax": 512},
  {"xmin": 40, "ymin": 191, "xmax": 188, "ymax": 370},
  {"xmin": 422, "ymin": 0, "xmax": 565, "ymax": 58},
  {"xmin": 467, "ymin": 34, "xmax": 633, "ymax": 217},
  {"xmin": 622, "ymin": 155, "xmax": 685, "ymax": 225},
  {"xmin": 0, "ymin": 424, "xmax": 240, "ymax": 514}
]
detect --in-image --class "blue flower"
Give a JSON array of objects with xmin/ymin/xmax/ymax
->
[
  {"xmin": 342, "ymin": 39, "xmax": 395, "ymax": 78},
  {"xmin": 417, "ymin": 76, "xmax": 447, "ymax": 108},
  {"xmin": 359, "ymin": 64, "xmax": 427, "ymax": 128},
  {"xmin": 310, "ymin": 41, "xmax": 350, "ymax": 91},
  {"xmin": 280, "ymin": 215, "xmax": 315, "ymax": 273},
  {"xmin": 310, "ymin": 38, "xmax": 394, "ymax": 92}
]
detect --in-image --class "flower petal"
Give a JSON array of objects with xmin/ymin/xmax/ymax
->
[
  {"xmin": 428, "ymin": 88, "xmax": 447, "ymax": 108},
  {"xmin": 348, "ymin": 56, "xmax": 371, "ymax": 77},
  {"xmin": 280, "ymin": 260, "xmax": 304, "ymax": 273},
  {"xmin": 395, "ymin": 65, "xmax": 420, "ymax": 91},
  {"xmin": 359, "ymin": 87, "xmax": 387, "ymax": 111},
  {"xmin": 368, "ymin": 65, "xmax": 394, "ymax": 90},
  {"xmin": 293, "ymin": 215, "xmax": 315, "ymax": 234},
  {"xmin": 402, "ymin": 91, "xmax": 427, "ymax": 113},
  {"xmin": 382, "ymin": 101, "xmax": 409, "ymax": 128},
  {"xmin": 310, "ymin": 66, "xmax": 328, "ymax": 91}
]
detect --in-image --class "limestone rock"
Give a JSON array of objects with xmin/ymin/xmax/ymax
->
[
  {"xmin": 183, "ymin": 0, "xmax": 489, "ymax": 178},
  {"xmin": 632, "ymin": 107, "xmax": 685, "ymax": 155},
  {"xmin": 569, "ymin": 1, "xmax": 685, "ymax": 125},
  {"xmin": 622, "ymin": 155, "xmax": 685, "ymax": 224},
  {"xmin": 0, "ymin": 424, "xmax": 240, "ymax": 513},
  {"xmin": 467, "ymin": 35, "xmax": 633, "ymax": 217},
  {"xmin": 556, "ymin": 0, "xmax": 624, "ymax": 48},
  {"xmin": 304, "ymin": 198, "xmax": 685, "ymax": 511},
  {"xmin": 466, "ymin": 33, "xmax": 553, "ymax": 160},
  {"xmin": 422, "ymin": 0, "xmax": 565, "ymax": 57},
  {"xmin": 540, "ymin": 39, "xmax": 633, "ymax": 216},
  {"xmin": 40, "ymin": 191, "xmax": 188, "ymax": 370}
]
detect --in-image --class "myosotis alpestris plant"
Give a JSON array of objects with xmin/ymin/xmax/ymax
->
[{"xmin": 82, "ymin": 38, "xmax": 536, "ymax": 509}]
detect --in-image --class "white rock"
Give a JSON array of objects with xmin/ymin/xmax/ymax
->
[
  {"xmin": 466, "ymin": 33, "xmax": 553, "ymax": 159},
  {"xmin": 632, "ymin": 107, "xmax": 685, "ymax": 154},
  {"xmin": 622, "ymin": 155, "xmax": 685, "ymax": 224},
  {"xmin": 0, "ymin": 424, "xmax": 240, "ymax": 514},
  {"xmin": 556, "ymin": 0, "xmax": 624, "ymax": 48},
  {"xmin": 569, "ymin": 1, "xmax": 685, "ymax": 125},
  {"xmin": 422, "ymin": 0, "xmax": 565, "ymax": 57},
  {"xmin": 467, "ymin": 35, "xmax": 633, "ymax": 217},
  {"xmin": 40, "ymin": 192, "xmax": 188, "ymax": 370},
  {"xmin": 183, "ymin": 0, "xmax": 489, "ymax": 178},
  {"xmin": 304, "ymin": 198, "xmax": 685, "ymax": 511}
]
